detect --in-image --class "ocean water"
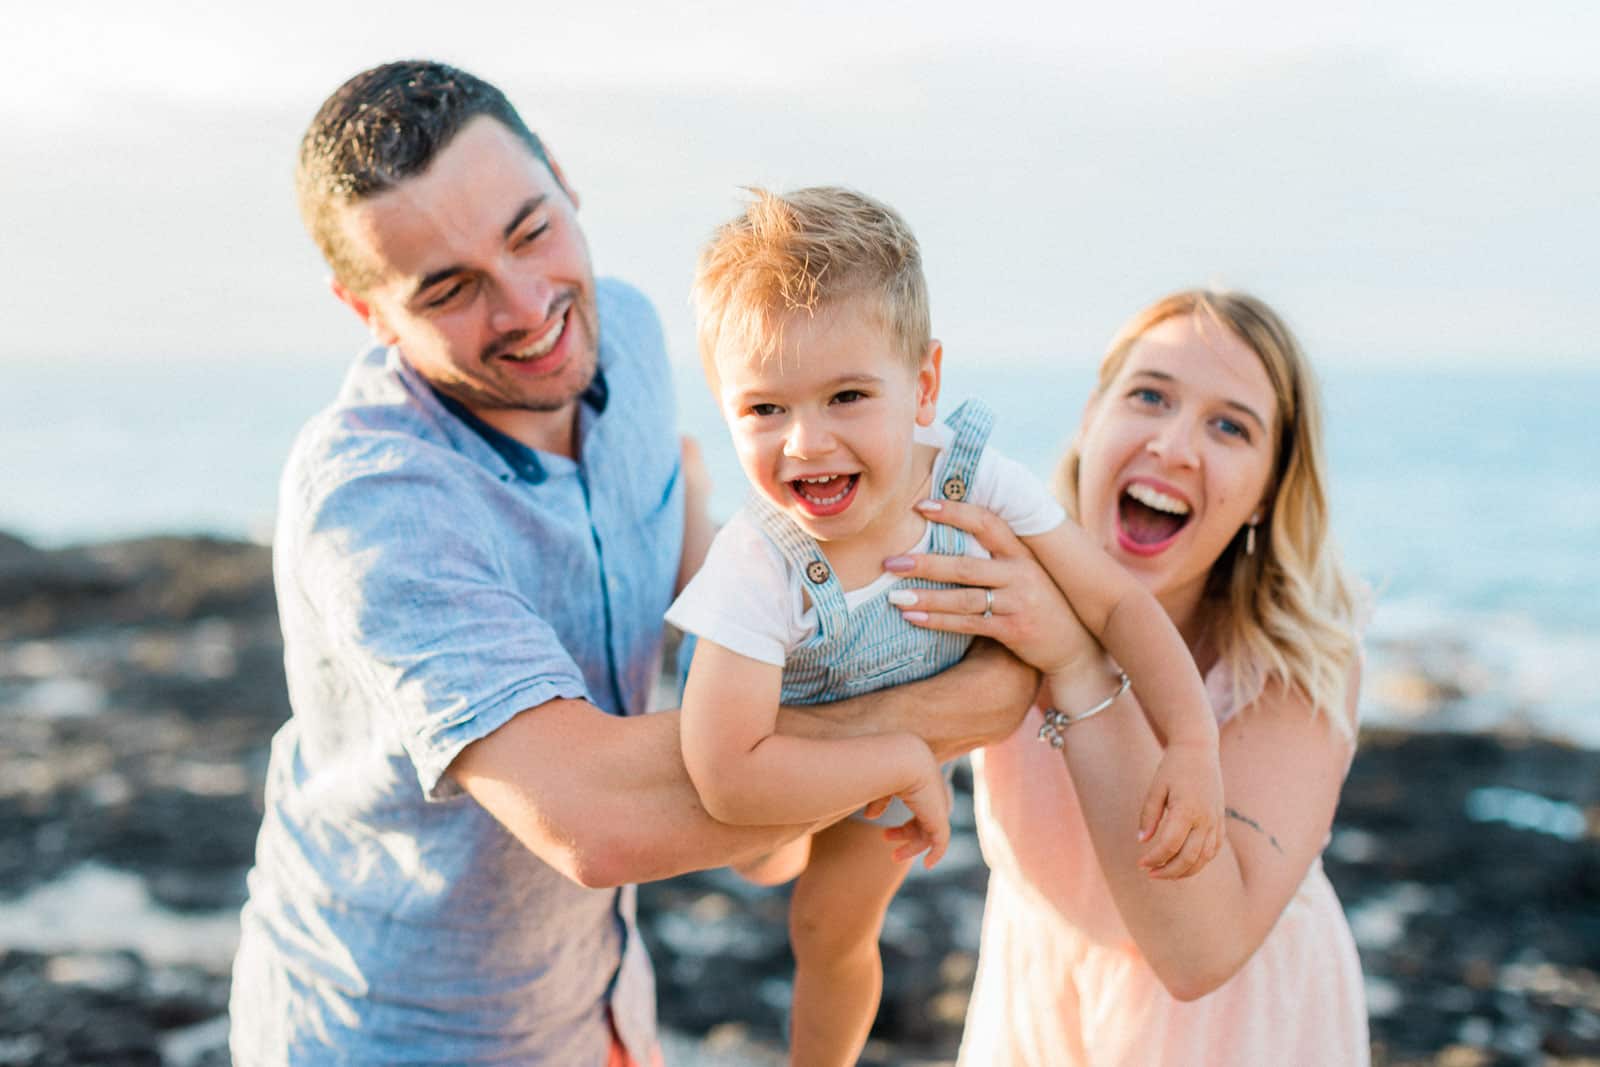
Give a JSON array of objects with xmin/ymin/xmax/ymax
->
[{"xmin": 5, "ymin": 355, "xmax": 1597, "ymax": 743}]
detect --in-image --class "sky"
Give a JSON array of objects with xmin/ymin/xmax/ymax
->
[{"xmin": 4, "ymin": 1, "xmax": 1598, "ymax": 370}]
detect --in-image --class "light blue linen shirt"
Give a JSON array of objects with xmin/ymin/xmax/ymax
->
[{"xmin": 229, "ymin": 279, "xmax": 682, "ymax": 1066}]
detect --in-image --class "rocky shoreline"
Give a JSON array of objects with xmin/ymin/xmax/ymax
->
[{"xmin": 1, "ymin": 532, "xmax": 1596, "ymax": 1066}]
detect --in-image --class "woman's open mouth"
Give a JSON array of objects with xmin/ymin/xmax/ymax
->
[
  {"xmin": 789, "ymin": 474, "xmax": 859, "ymax": 517},
  {"xmin": 1116, "ymin": 482, "xmax": 1191, "ymax": 556}
]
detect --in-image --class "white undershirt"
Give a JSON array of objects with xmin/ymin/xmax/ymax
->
[{"xmin": 665, "ymin": 421, "xmax": 1066, "ymax": 666}]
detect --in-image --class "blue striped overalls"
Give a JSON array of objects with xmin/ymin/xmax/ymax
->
[
  {"xmin": 743, "ymin": 401, "xmax": 994, "ymax": 834},
  {"xmin": 748, "ymin": 399, "xmax": 994, "ymax": 821}
]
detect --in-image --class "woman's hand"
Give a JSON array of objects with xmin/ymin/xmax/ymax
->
[{"xmin": 884, "ymin": 498, "xmax": 1101, "ymax": 678}]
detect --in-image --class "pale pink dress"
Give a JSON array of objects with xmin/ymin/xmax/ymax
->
[{"xmin": 959, "ymin": 663, "xmax": 1369, "ymax": 1066}]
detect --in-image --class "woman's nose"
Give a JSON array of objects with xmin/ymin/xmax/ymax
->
[{"xmin": 1146, "ymin": 417, "xmax": 1199, "ymax": 468}]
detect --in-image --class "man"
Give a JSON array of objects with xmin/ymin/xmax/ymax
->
[{"xmin": 229, "ymin": 60, "xmax": 1033, "ymax": 1065}]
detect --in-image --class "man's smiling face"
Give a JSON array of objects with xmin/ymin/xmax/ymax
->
[{"xmin": 333, "ymin": 116, "xmax": 599, "ymax": 451}]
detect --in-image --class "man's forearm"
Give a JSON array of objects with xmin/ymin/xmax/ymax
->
[
  {"xmin": 450, "ymin": 698, "xmax": 816, "ymax": 888},
  {"xmin": 777, "ymin": 640, "xmax": 1037, "ymax": 761}
]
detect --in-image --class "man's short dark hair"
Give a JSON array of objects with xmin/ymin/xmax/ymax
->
[{"xmin": 297, "ymin": 60, "xmax": 553, "ymax": 291}]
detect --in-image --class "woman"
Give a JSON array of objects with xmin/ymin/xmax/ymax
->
[{"xmin": 891, "ymin": 290, "xmax": 1369, "ymax": 1064}]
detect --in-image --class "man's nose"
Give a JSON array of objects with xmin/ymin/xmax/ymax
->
[{"xmin": 489, "ymin": 271, "xmax": 556, "ymax": 336}]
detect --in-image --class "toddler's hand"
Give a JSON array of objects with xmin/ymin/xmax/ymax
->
[
  {"xmin": 883, "ymin": 773, "xmax": 951, "ymax": 869},
  {"xmin": 1136, "ymin": 738, "xmax": 1224, "ymax": 879}
]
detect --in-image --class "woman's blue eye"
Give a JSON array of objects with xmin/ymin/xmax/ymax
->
[
  {"xmin": 1215, "ymin": 417, "xmax": 1249, "ymax": 440},
  {"xmin": 1132, "ymin": 387, "xmax": 1163, "ymax": 406}
]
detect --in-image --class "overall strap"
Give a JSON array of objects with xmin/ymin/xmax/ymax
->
[
  {"xmin": 928, "ymin": 399, "xmax": 995, "ymax": 556},
  {"xmin": 746, "ymin": 494, "xmax": 850, "ymax": 635}
]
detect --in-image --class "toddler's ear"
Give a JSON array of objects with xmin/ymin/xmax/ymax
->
[{"xmin": 915, "ymin": 340, "xmax": 943, "ymax": 426}]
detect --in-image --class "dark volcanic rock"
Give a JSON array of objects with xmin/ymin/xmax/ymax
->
[
  {"xmin": 3, "ymin": 529, "xmax": 1598, "ymax": 1066},
  {"xmin": 0, "ymin": 534, "xmax": 274, "ymax": 642}
]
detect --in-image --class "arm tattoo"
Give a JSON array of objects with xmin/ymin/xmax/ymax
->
[{"xmin": 1226, "ymin": 807, "xmax": 1284, "ymax": 855}]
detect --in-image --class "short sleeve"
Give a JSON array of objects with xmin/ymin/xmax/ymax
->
[
  {"xmin": 293, "ymin": 448, "xmax": 591, "ymax": 799},
  {"xmin": 970, "ymin": 446, "xmax": 1068, "ymax": 537},
  {"xmin": 665, "ymin": 510, "xmax": 793, "ymax": 666}
]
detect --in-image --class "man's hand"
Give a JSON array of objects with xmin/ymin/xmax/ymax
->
[{"xmin": 779, "ymin": 639, "xmax": 1037, "ymax": 763}]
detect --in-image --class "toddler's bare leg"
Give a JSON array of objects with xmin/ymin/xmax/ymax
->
[{"xmin": 787, "ymin": 818, "xmax": 912, "ymax": 1067}]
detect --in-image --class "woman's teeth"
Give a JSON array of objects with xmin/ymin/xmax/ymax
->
[{"xmin": 1126, "ymin": 482, "xmax": 1190, "ymax": 515}]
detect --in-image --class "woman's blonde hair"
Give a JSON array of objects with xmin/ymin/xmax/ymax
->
[{"xmin": 1055, "ymin": 290, "xmax": 1364, "ymax": 737}]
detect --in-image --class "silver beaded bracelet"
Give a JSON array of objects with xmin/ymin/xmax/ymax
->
[{"xmin": 1036, "ymin": 671, "xmax": 1131, "ymax": 749}]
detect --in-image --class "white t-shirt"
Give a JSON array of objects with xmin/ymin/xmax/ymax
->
[{"xmin": 666, "ymin": 420, "xmax": 1065, "ymax": 667}]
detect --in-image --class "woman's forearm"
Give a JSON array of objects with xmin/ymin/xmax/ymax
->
[{"xmin": 1043, "ymin": 667, "xmax": 1261, "ymax": 998}]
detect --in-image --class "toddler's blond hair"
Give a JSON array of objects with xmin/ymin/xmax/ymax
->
[{"xmin": 692, "ymin": 187, "xmax": 931, "ymax": 384}]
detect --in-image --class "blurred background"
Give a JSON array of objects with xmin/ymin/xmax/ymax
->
[{"xmin": 2, "ymin": 3, "xmax": 1597, "ymax": 1064}]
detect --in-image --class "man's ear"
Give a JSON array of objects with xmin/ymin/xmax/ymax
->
[
  {"xmin": 329, "ymin": 277, "xmax": 398, "ymax": 346},
  {"xmin": 914, "ymin": 340, "xmax": 943, "ymax": 427}
]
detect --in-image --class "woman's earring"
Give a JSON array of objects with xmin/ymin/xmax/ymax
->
[{"xmin": 1246, "ymin": 524, "xmax": 1257, "ymax": 556}]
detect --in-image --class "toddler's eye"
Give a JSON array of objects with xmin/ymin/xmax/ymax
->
[
  {"xmin": 749, "ymin": 403, "xmax": 782, "ymax": 417},
  {"xmin": 831, "ymin": 390, "xmax": 867, "ymax": 405}
]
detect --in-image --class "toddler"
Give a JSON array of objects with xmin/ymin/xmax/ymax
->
[{"xmin": 667, "ymin": 187, "xmax": 1223, "ymax": 1067}]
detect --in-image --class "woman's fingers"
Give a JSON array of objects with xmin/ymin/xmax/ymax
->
[
  {"xmin": 886, "ymin": 547, "xmax": 1006, "ymax": 588},
  {"xmin": 889, "ymin": 584, "xmax": 999, "ymax": 618},
  {"xmin": 913, "ymin": 497, "xmax": 1028, "ymax": 559},
  {"xmin": 895, "ymin": 609, "xmax": 993, "ymax": 637}
]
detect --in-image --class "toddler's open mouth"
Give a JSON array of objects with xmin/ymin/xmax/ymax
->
[{"xmin": 790, "ymin": 474, "xmax": 859, "ymax": 517}]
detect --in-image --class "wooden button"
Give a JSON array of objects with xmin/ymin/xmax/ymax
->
[
  {"xmin": 941, "ymin": 475, "xmax": 967, "ymax": 501},
  {"xmin": 805, "ymin": 560, "xmax": 831, "ymax": 584}
]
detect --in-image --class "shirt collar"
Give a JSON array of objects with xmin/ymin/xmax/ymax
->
[{"xmin": 429, "ymin": 369, "xmax": 609, "ymax": 486}]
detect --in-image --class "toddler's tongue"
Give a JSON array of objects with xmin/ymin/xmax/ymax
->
[{"xmin": 1119, "ymin": 495, "xmax": 1187, "ymax": 545}]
